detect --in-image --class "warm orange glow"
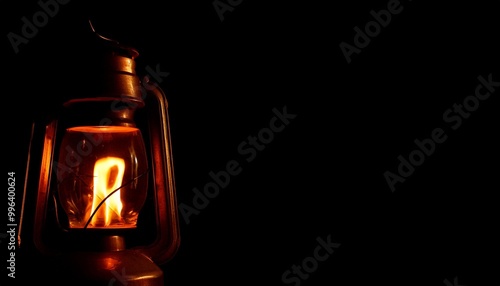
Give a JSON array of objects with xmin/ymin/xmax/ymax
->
[
  {"xmin": 58, "ymin": 126, "xmax": 148, "ymax": 229},
  {"xmin": 100, "ymin": 257, "xmax": 121, "ymax": 271},
  {"xmin": 69, "ymin": 126, "xmax": 139, "ymax": 133},
  {"xmin": 90, "ymin": 157, "xmax": 125, "ymax": 227}
]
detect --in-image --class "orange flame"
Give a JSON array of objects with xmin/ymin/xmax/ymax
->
[{"xmin": 90, "ymin": 157, "xmax": 125, "ymax": 227}]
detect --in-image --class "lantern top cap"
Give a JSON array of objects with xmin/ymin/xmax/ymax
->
[{"xmin": 61, "ymin": 19, "xmax": 144, "ymax": 108}]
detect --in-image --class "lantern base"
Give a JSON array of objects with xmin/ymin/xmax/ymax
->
[{"xmin": 58, "ymin": 249, "xmax": 164, "ymax": 286}]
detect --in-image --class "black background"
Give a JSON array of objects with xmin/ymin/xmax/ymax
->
[{"xmin": 2, "ymin": 0, "xmax": 499, "ymax": 285}]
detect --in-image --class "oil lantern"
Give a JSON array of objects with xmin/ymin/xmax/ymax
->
[{"xmin": 18, "ymin": 20, "xmax": 180, "ymax": 286}]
